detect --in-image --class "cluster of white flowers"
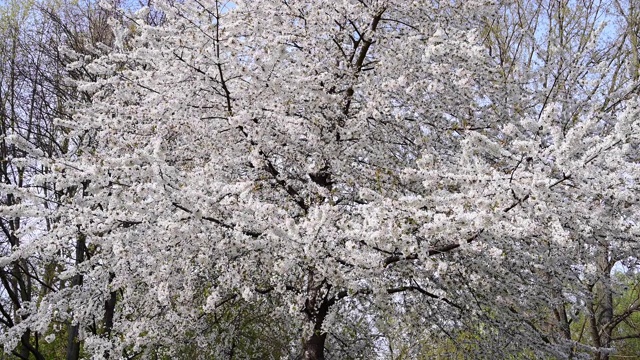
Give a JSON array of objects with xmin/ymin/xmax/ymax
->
[{"xmin": 0, "ymin": 0, "xmax": 638, "ymax": 358}]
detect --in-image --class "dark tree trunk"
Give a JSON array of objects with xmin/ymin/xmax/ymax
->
[
  {"xmin": 303, "ymin": 331, "xmax": 327, "ymax": 360},
  {"xmin": 302, "ymin": 291, "xmax": 334, "ymax": 360},
  {"xmin": 66, "ymin": 324, "xmax": 80, "ymax": 360},
  {"xmin": 20, "ymin": 329, "xmax": 45, "ymax": 360},
  {"xmin": 590, "ymin": 243, "xmax": 615, "ymax": 360},
  {"xmin": 66, "ymin": 233, "xmax": 85, "ymax": 360},
  {"xmin": 103, "ymin": 273, "xmax": 117, "ymax": 359}
]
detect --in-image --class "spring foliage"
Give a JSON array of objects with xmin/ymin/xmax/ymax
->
[{"xmin": 2, "ymin": 0, "xmax": 639, "ymax": 358}]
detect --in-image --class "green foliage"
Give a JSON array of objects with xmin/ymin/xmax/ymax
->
[
  {"xmin": 568, "ymin": 272, "xmax": 640, "ymax": 359},
  {"xmin": 611, "ymin": 273, "xmax": 640, "ymax": 359},
  {"xmin": 150, "ymin": 297, "xmax": 296, "ymax": 360},
  {"xmin": 35, "ymin": 326, "xmax": 70, "ymax": 360},
  {"xmin": 414, "ymin": 329, "xmax": 540, "ymax": 360},
  {"xmin": 0, "ymin": 0, "xmax": 35, "ymax": 25}
]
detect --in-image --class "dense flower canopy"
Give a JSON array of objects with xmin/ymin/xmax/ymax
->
[{"xmin": 1, "ymin": 0, "xmax": 639, "ymax": 359}]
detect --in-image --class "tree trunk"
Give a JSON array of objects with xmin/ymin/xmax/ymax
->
[
  {"xmin": 590, "ymin": 241, "xmax": 614, "ymax": 360},
  {"xmin": 303, "ymin": 331, "xmax": 327, "ymax": 360},
  {"xmin": 103, "ymin": 273, "xmax": 117, "ymax": 359},
  {"xmin": 66, "ymin": 232, "xmax": 85, "ymax": 360},
  {"xmin": 19, "ymin": 331, "xmax": 30, "ymax": 360},
  {"xmin": 596, "ymin": 251, "xmax": 614, "ymax": 360},
  {"xmin": 302, "ymin": 292, "xmax": 332, "ymax": 360},
  {"xmin": 66, "ymin": 324, "xmax": 80, "ymax": 360}
]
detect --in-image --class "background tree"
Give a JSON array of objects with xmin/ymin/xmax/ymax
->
[
  {"xmin": 0, "ymin": 0, "xmax": 637, "ymax": 359},
  {"xmin": 0, "ymin": 0, "xmax": 132, "ymax": 358},
  {"xmin": 0, "ymin": 1, "xmax": 67, "ymax": 358},
  {"xmin": 476, "ymin": 1, "xmax": 640, "ymax": 359}
]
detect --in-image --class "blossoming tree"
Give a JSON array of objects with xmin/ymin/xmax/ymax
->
[{"xmin": 2, "ymin": 0, "xmax": 639, "ymax": 359}]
